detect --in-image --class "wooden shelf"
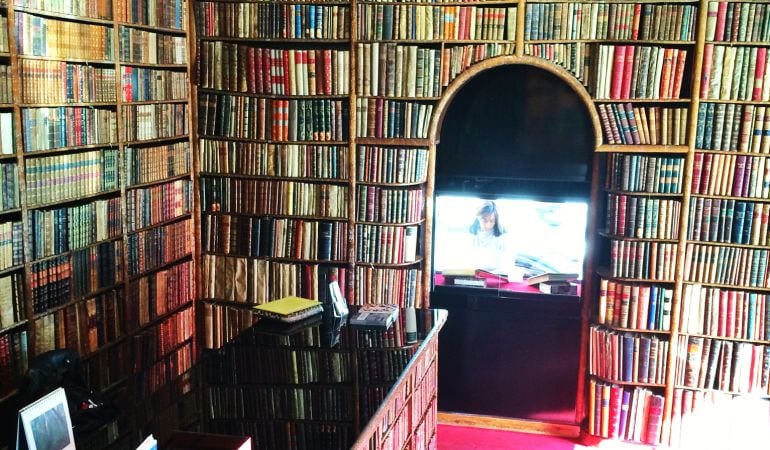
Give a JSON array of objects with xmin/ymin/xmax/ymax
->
[
  {"xmin": 604, "ymin": 188, "xmax": 683, "ymax": 197},
  {"xmin": 128, "ymin": 253, "xmax": 193, "ymax": 281},
  {"xmin": 13, "ymin": 6, "xmax": 113, "ymax": 25},
  {"xmin": 197, "ymin": 36, "xmax": 350, "ymax": 43},
  {"xmin": 198, "ymin": 134, "xmax": 348, "ymax": 145},
  {"xmin": 128, "ymin": 213, "xmax": 192, "ymax": 235},
  {"xmin": 122, "ymin": 135, "xmax": 189, "ymax": 146},
  {"xmin": 598, "ymin": 231, "xmax": 679, "ymax": 243},
  {"xmin": 21, "ymin": 143, "xmax": 119, "ymax": 157},
  {"xmin": 355, "ymin": 137, "xmax": 430, "ymax": 146},
  {"xmin": 198, "ymin": 171, "xmax": 349, "ymax": 183},
  {"xmin": 17, "ymin": 54, "xmax": 114, "ymax": 64},
  {"xmin": 590, "ymin": 374, "xmax": 666, "ymax": 389},
  {"xmin": 118, "ymin": 62, "xmax": 188, "ymax": 69},
  {"xmin": 31, "ymin": 283, "xmax": 125, "ymax": 320},
  {"xmin": 200, "ymin": 211, "xmax": 349, "ymax": 221},
  {"xmin": 25, "ymin": 188, "xmax": 121, "ymax": 210},
  {"xmin": 117, "ymin": 21, "xmax": 186, "ymax": 35},
  {"xmin": 122, "ymin": 98, "xmax": 189, "ymax": 105},
  {"xmin": 28, "ymin": 235, "xmax": 123, "ymax": 265},
  {"xmin": 126, "ymin": 173, "xmax": 192, "ymax": 190},
  {"xmin": 19, "ymin": 100, "xmax": 117, "ymax": 107},
  {"xmin": 596, "ymin": 144, "xmax": 690, "ymax": 153},
  {"xmin": 197, "ymin": 87, "xmax": 349, "ymax": 100}
]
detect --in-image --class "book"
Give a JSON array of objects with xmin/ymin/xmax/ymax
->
[
  {"xmin": 525, "ymin": 272, "xmax": 579, "ymax": 285},
  {"xmin": 349, "ymin": 304, "xmax": 399, "ymax": 329},
  {"xmin": 539, "ymin": 281, "xmax": 578, "ymax": 295},
  {"xmin": 252, "ymin": 296, "xmax": 323, "ymax": 323}
]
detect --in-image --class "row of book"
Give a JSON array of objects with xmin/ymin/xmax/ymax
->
[
  {"xmin": 16, "ymin": 13, "xmax": 113, "ymax": 60},
  {"xmin": 121, "ymin": 103, "xmax": 187, "ymax": 142},
  {"xmin": 126, "ymin": 179, "xmax": 191, "ymax": 232},
  {"xmin": 687, "ymin": 197, "xmax": 770, "ymax": 246},
  {"xmin": 605, "ymin": 154, "xmax": 685, "ymax": 194},
  {"xmin": 117, "ymin": 0, "xmax": 186, "ymax": 30},
  {"xmin": 209, "ymin": 384, "xmax": 354, "ymax": 421},
  {"xmin": 202, "ymin": 301, "xmax": 259, "ymax": 349},
  {"xmin": 195, "ymin": 2, "xmax": 350, "ymax": 40},
  {"xmin": 80, "ymin": 341, "xmax": 132, "ymax": 395},
  {"xmin": 28, "ymin": 197, "xmax": 122, "ymax": 260},
  {"xmin": 0, "ymin": 273, "xmax": 24, "ymax": 329},
  {"xmin": 49, "ymin": 289, "xmax": 123, "ymax": 357},
  {"xmin": 525, "ymin": 3, "xmax": 696, "ymax": 42},
  {"xmin": 16, "ymin": 0, "xmax": 113, "ymax": 20},
  {"xmin": 680, "ymin": 284, "xmax": 768, "ymax": 342},
  {"xmin": 444, "ymin": 43, "xmax": 515, "ymax": 87},
  {"xmin": 589, "ymin": 326, "xmax": 669, "ymax": 385},
  {"xmin": 597, "ymin": 279, "xmax": 674, "ymax": 332},
  {"xmin": 126, "ymin": 218, "xmax": 191, "ymax": 276},
  {"xmin": 20, "ymin": 60, "xmax": 116, "ymax": 104},
  {"xmin": 22, "ymin": 107, "xmax": 117, "ymax": 152},
  {"xmin": 354, "ymin": 266, "xmax": 422, "ymax": 307},
  {"xmin": 355, "ymin": 98, "xmax": 433, "ymax": 139},
  {"xmin": 691, "ymin": 153, "xmax": 770, "ymax": 199},
  {"xmin": 0, "ymin": 162, "xmax": 19, "ymax": 211},
  {"xmin": 198, "ymin": 42, "xmax": 350, "ymax": 97},
  {"xmin": 30, "ymin": 242, "xmax": 123, "ymax": 313},
  {"xmin": 609, "ymin": 240, "xmax": 677, "ymax": 281},
  {"xmin": 357, "ymin": 186, "xmax": 423, "ymax": 224},
  {"xmin": 200, "ymin": 254, "xmax": 347, "ymax": 306},
  {"xmin": 357, "ymin": 5, "xmax": 516, "ymax": 42},
  {"xmin": 695, "ymin": 103, "xmax": 770, "ymax": 153},
  {"xmin": 593, "ymin": 45, "xmax": 688, "ymax": 100},
  {"xmin": 356, "ymin": 224, "xmax": 419, "ymax": 265},
  {"xmin": 126, "ymin": 142, "xmax": 190, "ymax": 186},
  {"xmin": 684, "ymin": 244, "xmax": 770, "ymax": 288},
  {"xmin": 525, "ymin": 42, "xmax": 590, "ymax": 85},
  {"xmin": 359, "ymin": 348, "xmax": 412, "ymax": 383},
  {"xmin": 206, "ymin": 347, "xmax": 352, "ymax": 385},
  {"xmin": 587, "ymin": 381, "xmax": 664, "ymax": 445},
  {"xmin": 0, "ymin": 330, "xmax": 27, "ymax": 398},
  {"xmin": 701, "ymin": 45, "xmax": 770, "ymax": 102},
  {"xmin": 131, "ymin": 305, "xmax": 193, "ymax": 371},
  {"xmin": 202, "ymin": 214, "xmax": 346, "ymax": 261},
  {"xmin": 357, "ymin": 146, "xmax": 428, "ymax": 185},
  {"xmin": 676, "ymin": 335, "xmax": 770, "ymax": 395},
  {"xmin": 200, "ymin": 140, "xmax": 348, "ymax": 181},
  {"xmin": 706, "ymin": 1, "xmax": 770, "ymax": 43},
  {"xmin": 358, "ymin": 43, "xmax": 440, "ymax": 98},
  {"xmin": 118, "ymin": 28, "xmax": 187, "ymax": 65},
  {"xmin": 199, "ymin": 93, "xmax": 348, "ymax": 142},
  {"xmin": 137, "ymin": 341, "xmax": 192, "ymax": 397},
  {"xmin": 126, "ymin": 261, "xmax": 193, "ymax": 332},
  {"xmin": 121, "ymin": 67, "xmax": 189, "ymax": 102},
  {"xmin": 200, "ymin": 177, "xmax": 349, "ymax": 218},
  {"xmin": 0, "ymin": 65, "xmax": 11, "ymax": 104},
  {"xmin": 0, "ymin": 221, "xmax": 22, "ymax": 271},
  {"xmin": 605, "ymin": 193, "xmax": 681, "ymax": 240},
  {"xmin": 24, "ymin": 149, "xmax": 119, "ymax": 206},
  {"xmin": 598, "ymin": 104, "xmax": 688, "ymax": 146}
]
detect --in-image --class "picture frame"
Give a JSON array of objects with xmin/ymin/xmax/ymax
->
[
  {"xmin": 17, "ymin": 387, "xmax": 76, "ymax": 450},
  {"xmin": 329, "ymin": 280, "xmax": 348, "ymax": 318}
]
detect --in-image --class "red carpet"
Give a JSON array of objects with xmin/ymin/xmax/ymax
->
[
  {"xmin": 436, "ymin": 424, "xmax": 659, "ymax": 449},
  {"xmin": 437, "ymin": 424, "xmax": 578, "ymax": 450}
]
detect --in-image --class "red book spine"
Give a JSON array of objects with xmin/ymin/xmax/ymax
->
[
  {"xmin": 715, "ymin": 1, "xmax": 728, "ymax": 41},
  {"xmin": 617, "ymin": 194, "xmax": 627, "ymax": 236},
  {"xmin": 753, "ymin": 47, "xmax": 767, "ymax": 101},
  {"xmin": 283, "ymin": 49, "xmax": 291, "ymax": 95},
  {"xmin": 608, "ymin": 385, "xmax": 623, "ymax": 438},
  {"xmin": 255, "ymin": 48, "xmax": 265, "ymax": 94},
  {"xmin": 672, "ymin": 48, "xmax": 687, "ymax": 99},
  {"xmin": 247, "ymin": 47, "xmax": 256, "ymax": 93},
  {"xmin": 644, "ymin": 394, "xmax": 665, "ymax": 444},
  {"xmin": 324, "ymin": 49, "xmax": 333, "ymax": 95},
  {"xmin": 699, "ymin": 153, "xmax": 714, "ymax": 194},
  {"xmin": 621, "ymin": 45, "xmax": 635, "ymax": 99},
  {"xmin": 611, "ymin": 45, "xmax": 627, "ymax": 99},
  {"xmin": 733, "ymin": 155, "xmax": 747, "ymax": 197}
]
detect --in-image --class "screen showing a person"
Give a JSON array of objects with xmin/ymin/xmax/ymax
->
[{"xmin": 433, "ymin": 195, "xmax": 588, "ymax": 281}]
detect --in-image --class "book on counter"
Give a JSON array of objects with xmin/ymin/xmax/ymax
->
[
  {"xmin": 442, "ymin": 269, "xmax": 509, "ymax": 288},
  {"xmin": 253, "ymin": 296, "xmax": 323, "ymax": 323},
  {"xmin": 349, "ymin": 304, "xmax": 399, "ymax": 329},
  {"xmin": 539, "ymin": 281, "xmax": 579, "ymax": 295},
  {"xmin": 524, "ymin": 272, "xmax": 579, "ymax": 286}
]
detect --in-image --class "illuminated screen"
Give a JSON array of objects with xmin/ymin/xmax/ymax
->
[{"xmin": 432, "ymin": 195, "xmax": 588, "ymax": 281}]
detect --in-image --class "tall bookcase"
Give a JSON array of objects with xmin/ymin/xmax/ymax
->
[{"xmin": 0, "ymin": 0, "xmax": 196, "ymax": 446}]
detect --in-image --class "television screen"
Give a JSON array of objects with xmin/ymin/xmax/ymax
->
[{"xmin": 432, "ymin": 195, "xmax": 588, "ymax": 281}]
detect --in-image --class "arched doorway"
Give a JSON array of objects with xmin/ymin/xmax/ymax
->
[{"xmin": 426, "ymin": 56, "xmax": 600, "ymax": 430}]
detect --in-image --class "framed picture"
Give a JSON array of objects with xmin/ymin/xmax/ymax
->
[{"xmin": 18, "ymin": 388, "xmax": 75, "ymax": 450}]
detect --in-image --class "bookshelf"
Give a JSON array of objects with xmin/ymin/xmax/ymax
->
[{"xmin": 0, "ymin": 0, "xmax": 196, "ymax": 447}]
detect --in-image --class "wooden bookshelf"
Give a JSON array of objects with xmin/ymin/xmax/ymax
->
[{"xmin": 0, "ymin": 0, "xmax": 196, "ymax": 448}]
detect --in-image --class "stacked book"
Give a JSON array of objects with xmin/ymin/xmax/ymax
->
[{"xmin": 253, "ymin": 296, "xmax": 323, "ymax": 323}]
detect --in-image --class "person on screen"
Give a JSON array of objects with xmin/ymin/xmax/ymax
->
[{"xmin": 468, "ymin": 201, "xmax": 517, "ymax": 278}]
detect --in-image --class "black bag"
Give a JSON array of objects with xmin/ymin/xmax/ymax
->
[{"xmin": 18, "ymin": 349, "xmax": 120, "ymax": 437}]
